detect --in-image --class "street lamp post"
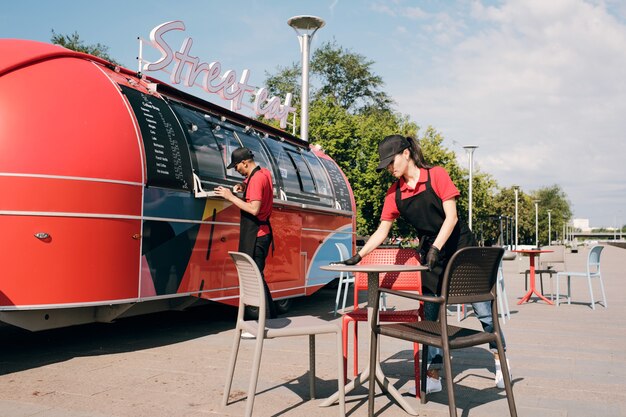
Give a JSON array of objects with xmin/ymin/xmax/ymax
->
[
  {"xmin": 513, "ymin": 185, "xmax": 519, "ymax": 250},
  {"xmin": 534, "ymin": 199, "xmax": 540, "ymax": 248},
  {"xmin": 287, "ymin": 15, "xmax": 325, "ymax": 142},
  {"xmin": 547, "ymin": 209, "xmax": 552, "ymax": 245},
  {"xmin": 463, "ymin": 145, "xmax": 478, "ymax": 230}
]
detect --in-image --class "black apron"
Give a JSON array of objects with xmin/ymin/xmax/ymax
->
[
  {"xmin": 238, "ymin": 166, "xmax": 272, "ymax": 256},
  {"xmin": 395, "ymin": 169, "xmax": 475, "ymax": 294}
]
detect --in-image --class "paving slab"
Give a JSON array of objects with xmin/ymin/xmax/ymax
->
[{"xmin": 1, "ymin": 244, "xmax": 625, "ymax": 416}]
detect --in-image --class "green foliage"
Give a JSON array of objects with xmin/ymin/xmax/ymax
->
[
  {"xmin": 483, "ymin": 187, "xmax": 536, "ymax": 245},
  {"xmin": 308, "ymin": 100, "xmax": 408, "ymax": 235},
  {"xmin": 263, "ymin": 63, "xmax": 301, "ymax": 106},
  {"xmin": 311, "ymin": 41, "xmax": 393, "ymax": 112},
  {"xmin": 532, "ymin": 185, "xmax": 573, "ymax": 245},
  {"xmin": 50, "ymin": 30, "xmax": 120, "ymax": 66},
  {"xmin": 482, "ymin": 185, "xmax": 572, "ymax": 246}
]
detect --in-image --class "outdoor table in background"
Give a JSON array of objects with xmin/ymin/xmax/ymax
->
[
  {"xmin": 513, "ymin": 249, "xmax": 554, "ymax": 305},
  {"xmin": 319, "ymin": 263, "xmax": 428, "ymax": 416}
]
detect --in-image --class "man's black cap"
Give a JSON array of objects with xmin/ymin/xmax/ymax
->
[
  {"xmin": 227, "ymin": 147, "xmax": 254, "ymax": 169},
  {"xmin": 376, "ymin": 135, "xmax": 410, "ymax": 172}
]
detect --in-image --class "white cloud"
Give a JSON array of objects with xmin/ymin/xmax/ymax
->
[
  {"xmin": 405, "ymin": 6, "xmax": 429, "ymax": 20},
  {"xmin": 395, "ymin": 0, "xmax": 626, "ymax": 225}
]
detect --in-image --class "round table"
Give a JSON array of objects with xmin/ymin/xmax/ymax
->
[
  {"xmin": 319, "ymin": 263, "xmax": 428, "ymax": 416},
  {"xmin": 512, "ymin": 249, "xmax": 554, "ymax": 305}
]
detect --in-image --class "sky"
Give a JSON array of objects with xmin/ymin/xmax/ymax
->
[{"xmin": 3, "ymin": 0, "xmax": 626, "ymax": 228}]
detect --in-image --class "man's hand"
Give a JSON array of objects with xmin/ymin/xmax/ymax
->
[
  {"xmin": 331, "ymin": 253, "xmax": 362, "ymax": 266},
  {"xmin": 233, "ymin": 182, "xmax": 246, "ymax": 193},
  {"xmin": 214, "ymin": 186, "xmax": 235, "ymax": 202},
  {"xmin": 426, "ymin": 246, "xmax": 440, "ymax": 271}
]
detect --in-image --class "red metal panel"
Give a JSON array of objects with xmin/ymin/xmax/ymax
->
[
  {"xmin": 0, "ymin": 177, "xmax": 142, "ymax": 215},
  {"xmin": 0, "ymin": 215, "xmax": 141, "ymax": 306},
  {"xmin": 0, "ymin": 57, "xmax": 142, "ymax": 183}
]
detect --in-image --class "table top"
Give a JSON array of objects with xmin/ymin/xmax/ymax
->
[
  {"xmin": 320, "ymin": 264, "xmax": 428, "ymax": 273},
  {"xmin": 512, "ymin": 249, "xmax": 553, "ymax": 255}
]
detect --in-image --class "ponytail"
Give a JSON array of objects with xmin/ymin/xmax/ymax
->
[{"xmin": 406, "ymin": 136, "xmax": 432, "ymax": 169}]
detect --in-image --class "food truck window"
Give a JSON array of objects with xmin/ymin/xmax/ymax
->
[
  {"xmin": 264, "ymin": 139, "xmax": 302, "ymax": 194},
  {"xmin": 301, "ymin": 152, "xmax": 333, "ymax": 196},
  {"xmin": 321, "ymin": 159, "xmax": 353, "ymax": 211},
  {"xmin": 234, "ymin": 129, "xmax": 278, "ymax": 196},
  {"xmin": 288, "ymin": 151, "xmax": 316, "ymax": 194},
  {"xmin": 169, "ymin": 103, "xmax": 225, "ymax": 181},
  {"xmin": 211, "ymin": 126, "xmax": 243, "ymax": 178}
]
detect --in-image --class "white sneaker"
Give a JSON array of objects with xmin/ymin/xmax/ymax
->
[
  {"xmin": 427, "ymin": 376, "xmax": 442, "ymax": 393},
  {"xmin": 241, "ymin": 331, "xmax": 255, "ymax": 339},
  {"xmin": 408, "ymin": 377, "xmax": 442, "ymax": 395},
  {"xmin": 495, "ymin": 358, "xmax": 511, "ymax": 389}
]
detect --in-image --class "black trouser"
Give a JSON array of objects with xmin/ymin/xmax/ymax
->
[{"xmin": 252, "ymin": 234, "xmax": 277, "ymax": 319}]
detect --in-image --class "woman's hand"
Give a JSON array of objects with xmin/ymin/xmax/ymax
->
[
  {"xmin": 426, "ymin": 246, "xmax": 440, "ymax": 270},
  {"xmin": 331, "ymin": 253, "xmax": 362, "ymax": 265}
]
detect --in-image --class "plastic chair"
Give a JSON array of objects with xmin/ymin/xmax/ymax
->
[
  {"xmin": 223, "ymin": 252, "xmax": 345, "ymax": 417},
  {"xmin": 342, "ymin": 248, "xmax": 422, "ymax": 396},
  {"xmin": 556, "ymin": 245, "xmax": 607, "ymax": 310},
  {"xmin": 333, "ymin": 243, "xmax": 355, "ymax": 316},
  {"xmin": 458, "ymin": 249, "xmax": 513, "ymax": 323},
  {"xmin": 368, "ymin": 247, "xmax": 516, "ymax": 417},
  {"xmin": 497, "ymin": 250, "xmax": 516, "ymax": 322}
]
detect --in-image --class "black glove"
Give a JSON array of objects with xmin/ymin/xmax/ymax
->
[
  {"xmin": 331, "ymin": 253, "xmax": 362, "ymax": 266},
  {"xmin": 425, "ymin": 246, "xmax": 440, "ymax": 271}
]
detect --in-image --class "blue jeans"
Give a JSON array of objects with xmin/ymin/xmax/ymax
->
[{"xmin": 423, "ymin": 298, "xmax": 506, "ymax": 368}]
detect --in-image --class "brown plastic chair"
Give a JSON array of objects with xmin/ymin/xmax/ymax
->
[
  {"xmin": 368, "ymin": 247, "xmax": 516, "ymax": 417},
  {"xmin": 223, "ymin": 252, "xmax": 345, "ymax": 417},
  {"xmin": 341, "ymin": 248, "xmax": 422, "ymax": 396}
]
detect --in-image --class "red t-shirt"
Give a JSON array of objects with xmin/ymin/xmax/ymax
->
[
  {"xmin": 380, "ymin": 166, "xmax": 460, "ymax": 221},
  {"xmin": 244, "ymin": 167, "xmax": 273, "ymax": 236}
]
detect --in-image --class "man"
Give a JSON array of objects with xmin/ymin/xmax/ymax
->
[{"xmin": 214, "ymin": 147, "xmax": 276, "ymax": 318}]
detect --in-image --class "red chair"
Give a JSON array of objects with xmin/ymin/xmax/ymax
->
[{"xmin": 342, "ymin": 248, "xmax": 423, "ymax": 397}]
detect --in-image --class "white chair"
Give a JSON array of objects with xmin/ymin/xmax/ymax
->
[
  {"xmin": 223, "ymin": 252, "xmax": 345, "ymax": 417},
  {"xmin": 333, "ymin": 243, "xmax": 355, "ymax": 316},
  {"xmin": 497, "ymin": 250, "xmax": 516, "ymax": 322},
  {"xmin": 556, "ymin": 245, "xmax": 607, "ymax": 310},
  {"xmin": 458, "ymin": 249, "xmax": 514, "ymax": 323}
]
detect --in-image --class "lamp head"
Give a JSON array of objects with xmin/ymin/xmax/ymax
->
[{"xmin": 288, "ymin": 15, "xmax": 325, "ymax": 34}]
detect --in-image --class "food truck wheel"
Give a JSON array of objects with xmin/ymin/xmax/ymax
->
[
  {"xmin": 274, "ymin": 298, "xmax": 292, "ymax": 314},
  {"xmin": 244, "ymin": 299, "xmax": 292, "ymax": 319}
]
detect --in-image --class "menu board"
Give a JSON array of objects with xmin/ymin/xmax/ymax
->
[
  {"xmin": 321, "ymin": 159, "xmax": 352, "ymax": 211},
  {"xmin": 121, "ymin": 86, "xmax": 192, "ymax": 191}
]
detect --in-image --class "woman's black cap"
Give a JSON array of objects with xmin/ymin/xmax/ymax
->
[{"xmin": 376, "ymin": 135, "xmax": 410, "ymax": 172}]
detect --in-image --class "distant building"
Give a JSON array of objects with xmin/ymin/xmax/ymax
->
[{"xmin": 573, "ymin": 218, "xmax": 591, "ymax": 232}]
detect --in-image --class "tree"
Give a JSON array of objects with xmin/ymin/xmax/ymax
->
[
  {"xmin": 263, "ymin": 63, "xmax": 301, "ymax": 108},
  {"xmin": 484, "ymin": 187, "xmax": 536, "ymax": 246},
  {"xmin": 50, "ymin": 30, "xmax": 120, "ymax": 66},
  {"xmin": 311, "ymin": 41, "xmax": 393, "ymax": 113},
  {"xmin": 308, "ymin": 100, "xmax": 413, "ymax": 235},
  {"xmin": 532, "ymin": 185, "xmax": 572, "ymax": 245},
  {"xmin": 261, "ymin": 41, "xmax": 394, "ymax": 133}
]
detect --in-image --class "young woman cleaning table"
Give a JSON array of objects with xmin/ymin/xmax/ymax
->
[{"xmin": 335, "ymin": 135, "xmax": 510, "ymax": 392}]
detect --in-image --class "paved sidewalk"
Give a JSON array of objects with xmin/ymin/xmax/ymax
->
[{"xmin": 1, "ymin": 245, "xmax": 625, "ymax": 416}]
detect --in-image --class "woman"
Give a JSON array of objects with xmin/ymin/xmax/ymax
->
[{"xmin": 339, "ymin": 134, "xmax": 508, "ymax": 393}]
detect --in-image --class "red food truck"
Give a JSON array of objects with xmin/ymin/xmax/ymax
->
[{"xmin": 0, "ymin": 38, "xmax": 356, "ymax": 331}]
